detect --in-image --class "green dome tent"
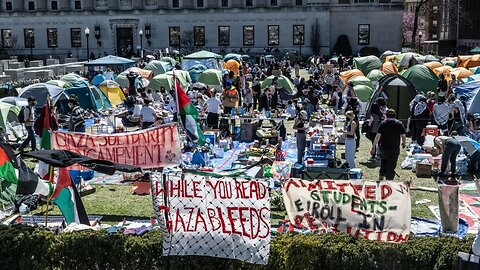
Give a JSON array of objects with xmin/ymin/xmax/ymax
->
[
  {"xmin": 165, "ymin": 70, "xmax": 191, "ymax": 89},
  {"xmin": 160, "ymin": 57, "xmax": 178, "ymax": 66},
  {"xmin": 60, "ymin": 73, "xmax": 88, "ymax": 84},
  {"xmin": 353, "ymin": 56, "xmax": 382, "ymax": 76},
  {"xmin": 261, "ymin": 75, "xmax": 296, "ymax": 94},
  {"xmin": 144, "ymin": 60, "xmax": 172, "ymax": 75},
  {"xmin": 149, "ymin": 74, "xmax": 174, "ymax": 91},
  {"xmin": 223, "ymin": 53, "xmax": 242, "ymax": 63},
  {"xmin": 197, "ymin": 69, "xmax": 223, "ymax": 86},
  {"xmin": 349, "ymin": 76, "xmax": 373, "ymax": 88},
  {"xmin": 367, "ymin": 69, "xmax": 385, "ymax": 81},
  {"xmin": 65, "ymin": 82, "xmax": 111, "ymax": 112},
  {"xmin": 402, "ymin": 65, "xmax": 439, "ymax": 94},
  {"xmin": 354, "ymin": 85, "xmax": 373, "ymax": 102}
]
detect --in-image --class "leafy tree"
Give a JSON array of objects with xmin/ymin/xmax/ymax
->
[
  {"xmin": 310, "ymin": 19, "xmax": 321, "ymax": 55},
  {"xmin": 333, "ymin": 35, "xmax": 352, "ymax": 56}
]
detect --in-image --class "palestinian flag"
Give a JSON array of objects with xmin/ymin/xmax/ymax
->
[
  {"xmin": 0, "ymin": 144, "xmax": 18, "ymax": 207},
  {"xmin": 175, "ymin": 80, "xmax": 205, "ymax": 145},
  {"xmin": 51, "ymin": 167, "xmax": 89, "ymax": 225},
  {"xmin": 0, "ymin": 143, "xmax": 51, "ymax": 197},
  {"xmin": 36, "ymin": 103, "xmax": 53, "ymax": 181}
]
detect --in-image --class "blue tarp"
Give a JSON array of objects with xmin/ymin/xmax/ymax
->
[{"xmin": 454, "ymin": 80, "xmax": 480, "ymax": 114}]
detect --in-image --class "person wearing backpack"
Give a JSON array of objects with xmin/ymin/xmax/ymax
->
[{"xmin": 18, "ymin": 96, "xmax": 37, "ymax": 153}]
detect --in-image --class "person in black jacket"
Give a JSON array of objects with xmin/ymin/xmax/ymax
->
[
  {"xmin": 259, "ymin": 88, "xmax": 272, "ymax": 112},
  {"xmin": 68, "ymin": 96, "xmax": 87, "ymax": 133},
  {"xmin": 412, "ymin": 95, "xmax": 430, "ymax": 145}
]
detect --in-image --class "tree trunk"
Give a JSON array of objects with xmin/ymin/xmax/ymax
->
[{"xmin": 411, "ymin": 3, "xmax": 421, "ymax": 49}]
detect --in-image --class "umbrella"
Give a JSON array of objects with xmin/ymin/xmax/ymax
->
[
  {"xmin": 91, "ymin": 74, "xmax": 106, "ymax": 86},
  {"xmin": 46, "ymin": 80, "xmax": 70, "ymax": 88},
  {"xmin": 454, "ymin": 136, "xmax": 480, "ymax": 156},
  {"xmin": 197, "ymin": 69, "xmax": 223, "ymax": 86},
  {"xmin": 0, "ymin": 97, "xmax": 28, "ymax": 107},
  {"xmin": 366, "ymin": 69, "xmax": 385, "ymax": 81},
  {"xmin": 60, "ymin": 73, "xmax": 88, "ymax": 83},
  {"xmin": 260, "ymin": 75, "xmax": 296, "ymax": 93},
  {"xmin": 149, "ymin": 74, "xmax": 174, "ymax": 91}
]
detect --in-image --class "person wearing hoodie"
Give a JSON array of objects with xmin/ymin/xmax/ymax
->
[{"xmin": 412, "ymin": 95, "xmax": 430, "ymax": 145}]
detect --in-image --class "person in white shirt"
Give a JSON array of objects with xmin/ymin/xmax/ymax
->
[
  {"xmin": 206, "ymin": 89, "xmax": 222, "ymax": 129},
  {"xmin": 140, "ymin": 99, "xmax": 156, "ymax": 129},
  {"xmin": 133, "ymin": 99, "xmax": 143, "ymax": 117},
  {"xmin": 286, "ymin": 100, "xmax": 296, "ymax": 120},
  {"xmin": 104, "ymin": 67, "xmax": 115, "ymax": 80}
]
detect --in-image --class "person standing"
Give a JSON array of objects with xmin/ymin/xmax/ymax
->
[
  {"xmin": 18, "ymin": 96, "xmax": 37, "ymax": 153},
  {"xmin": 68, "ymin": 96, "xmax": 87, "ymax": 133},
  {"xmin": 368, "ymin": 97, "xmax": 387, "ymax": 158},
  {"xmin": 433, "ymin": 95, "xmax": 450, "ymax": 134},
  {"xmin": 438, "ymin": 74, "xmax": 448, "ymax": 95},
  {"xmin": 221, "ymin": 83, "xmax": 239, "ymax": 115},
  {"xmin": 412, "ymin": 95, "xmax": 430, "ymax": 145},
  {"xmin": 206, "ymin": 89, "xmax": 222, "ymax": 129},
  {"xmin": 126, "ymin": 71, "xmax": 138, "ymax": 97},
  {"xmin": 435, "ymin": 135, "xmax": 461, "ymax": 177},
  {"xmin": 293, "ymin": 111, "xmax": 307, "ymax": 165},
  {"xmin": 344, "ymin": 110, "xmax": 358, "ymax": 168},
  {"xmin": 259, "ymin": 88, "xmax": 272, "ymax": 113},
  {"xmin": 140, "ymin": 99, "xmax": 156, "ymax": 129},
  {"xmin": 371, "ymin": 109, "xmax": 406, "ymax": 180}
]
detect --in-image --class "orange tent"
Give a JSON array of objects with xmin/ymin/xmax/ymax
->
[
  {"xmin": 450, "ymin": 67, "xmax": 473, "ymax": 79},
  {"xmin": 380, "ymin": 62, "xmax": 398, "ymax": 74},
  {"xmin": 457, "ymin": 55, "xmax": 480, "ymax": 68},
  {"xmin": 224, "ymin": 59, "xmax": 240, "ymax": 76},
  {"xmin": 339, "ymin": 69, "xmax": 364, "ymax": 83},
  {"xmin": 385, "ymin": 55, "xmax": 396, "ymax": 63},
  {"xmin": 433, "ymin": 66, "xmax": 453, "ymax": 76},
  {"xmin": 423, "ymin": 62, "xmax": 443, "ymax": 70}
]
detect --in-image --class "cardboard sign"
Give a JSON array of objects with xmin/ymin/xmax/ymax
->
[
  {"xmin": 152, "ymin": 173, "xmax": 271, "ymax": 264},
  {"xmin": 282, "ymin": 179, "xmax": 411, "ymax": 243},
  {"xmin": 53, "ymin": 123, "xmax": 180, "ymax": 169}
]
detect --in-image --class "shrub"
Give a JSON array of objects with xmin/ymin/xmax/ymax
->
[{"xmin": 0, "ymin": 225, "xmax": 473, "ymax": 270}]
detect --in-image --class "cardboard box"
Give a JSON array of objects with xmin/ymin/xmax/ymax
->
[{"xmin": 416, "ymin": 163, "xmax": 432, "ymax": 178}]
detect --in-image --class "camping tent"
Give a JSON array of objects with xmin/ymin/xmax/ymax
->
[
  {"xmin": 149, "ymin": 74, "xmax": 174, "ymax": 91},
  {"xmin": 380, "ymin": 51, "xmax": 400, "ymax": 62},
  {"xmin": 0, "ymin": 97, "xmax": 28, "ymax": 107},
  {"xmin": 19, "ymin": 83, "xmax": 68, "ymax": 109},
  {"xmin": 450, "ymin": 68, "xmax": 474, "ymax": 80},
  {"xmin": 182, "ymin": 50, "xmax": 222, "ymax": 70},
  {"xmin": 395, "ymin": 52, "xmax": 421, "ymax": 69},
  {"xmin": 367, "ymin": 74, "xmax": 417, "ymax": 123},
  {"xmin": 242, "ymin": 55, "xmax": 255, "ymax": 66},
  {"xmin": 160, "ymin": 57, "xmax": 178, "ymax": 66},
  {"xmin": 65, "ymin": 82, "xmax": 111, "ymax": 111},
  {"xmin": 471, "ymin": 47, "xmax": 480, "ymax": 54},
  {"xmin": 415, "ymin": 55, "xmax": 439, "ymax": 64},
  {"xmin": 402, "ymin": 65, "xmax": 439, "ymax": 93},
  {"xmin": 83, "ymin": 55, "xmax": 136, "ymax": 70},
  {"xmin": 224, "ymin": 53, "xmax": 242, "ymax": 63},
  {"xmin": 354, "ymin": 85, "xmax": 373, "ymax": 102},
  {"xmin": 350, "ymin": 76, "xmax": 373, "ymax": 89},
  {"xmin": 197, "ymin": 69, "xmax": 223, "ymax": 87},
  {"xmin": 433, "ymin": 65, "xmax": 453, "ymax": 76},
  {"xmin": 224, "ymin": 59, "xmax": 240, "ymax": 76},
  {"xmin": 453, "ymin": 80, "xmax": 480, "ymax": 114},
  {"xmin": 464, "ymin": 74, "xmax": 480, "ymax": 83},
  {"xmin": 469, "ymin": 67, "xmax": 480, "ymax": 74},
  {"xmin": 339, "ymin": 69, "xmax": 364, "ymax": 83},
  {"xmin": 188, "ymin": 64, "xmax": 208, "ymax": 83},
  {"xmin": 46, "ymin": 80, "xmax": 70, "ymax": 88},
  {"xmin": 353, "ymin": 56, "xmax": 382, "ymax": 76},
  {"xmin": 165, "ymin": 70, "xmax": 191, "ymax": 88},
  {"xmin": 0, "ymin": 102, "xmax": 21, "ymax": 139},
  {"xmin": 60, "ymin": 73, "xmax": 88, "ymax": 84},
  {"xmin": 91, "ymin": 74, "xmax": 106, "ymax": 86},
  {"xmin": 144, "ymin": 60, "xmax": 172, "ymax": 75},
  {"xmin": 115, "ymin": 67, "xmax": 154, "ymax": 88},
  {"xmin": 457, "ymin": 55, "xmax": 480, "ymax": 69},
  {"xmin": 423, "ymin": 61, "xmax": 443, "ymax": 70},
  {"xmin": 98, "ymin": 80, "xmax": 125, "ymax": 106},
  {"xmin": 366, "ymin": 70, "xmax": 385, "ymax": 81},
  {"xmin": 261, "ymin": 75, "xmax": 296, "ymax": 94},
  {"xmin": 381, "ymin": 62, "xmax": 398, "ymax": 74}
]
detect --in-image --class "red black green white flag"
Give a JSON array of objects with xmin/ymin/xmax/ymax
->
[{"xmin": 175, "ymin": 79, "xmax": 205, "ymax": 145}]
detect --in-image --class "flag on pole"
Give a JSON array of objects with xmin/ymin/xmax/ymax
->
[
  {"xmin": 51, "ymin": 167, "xmax": 89, "ymax": 225},
  {"xmin": 175, "ymin": 80, "xmax": 205, "ymax": 145},
  {"xmin": 36, "ymin": 103, "xmax": 53, "ymax": 181}
]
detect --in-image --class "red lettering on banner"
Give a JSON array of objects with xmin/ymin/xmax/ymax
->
[
  {"xmin": 207, "ymin": 208, "xmax": 221, "ymax": 231},
  {"xmin": 381, "ymin": 185, "xmax": 393, "ymax": 200},
  {"xmin": 217, "ymin": 208, "xmax": 231, "ymax": 234},
  {"xmin": 336, "ymin": 183, "xmax": 349, "ymax": 192},
  {"xmin": 192, "ymin": 181, "xmax": 201, "ymax": 198},
  {"xmin": 323, "ymin": 180, "xmax": 336, "ymax": 191},
  {"xmin": 174, "ymin": 209, "xmax": 187, "ymax": 232},
  {"xmin": 193, "ymin": 208, "xmax": 207, "ymax": 231},
  {"xmin": 238, "ymin": 207, "xmax": 249, "ymax": 237},
  {"xmin": 227, "ymin": 207, "xmax": 241, "ymax": 235},
  {"xmin": 364, "ymin": 186, "xmax": 375, "ymax": 200}
]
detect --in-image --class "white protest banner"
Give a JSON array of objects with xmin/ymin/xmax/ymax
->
[
  {"xmin": 152, "ymin": 173, "xmax": 271, "ymax": 264},
  {"xmin": 53, "ymin": 123, "xmax": 180, "ymax": 169},
  {"xmin": 282, "ymin": 179, "xmax": 411, "ymax": 243}
]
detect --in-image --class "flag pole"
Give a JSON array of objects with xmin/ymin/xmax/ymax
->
[
  {"xmin": 172, "ymin": 69, "xmax": 183, "ymax": 137},
  {"xmin": 45, "ymin": 165, "xmax": 54, "ymax": 227}
]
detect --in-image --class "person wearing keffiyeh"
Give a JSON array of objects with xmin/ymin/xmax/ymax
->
[
  {"xmin": 412, "ymin": 96, "xmax": 430, "ymax": 145},
  {"xmin": 433, "ymin": 95, "xmax": 450, "ymax": 134}
]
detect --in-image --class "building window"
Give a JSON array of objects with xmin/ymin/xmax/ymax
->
[
  {"xmin": 51, "ymin": 1, "xmax": 58, "ymax": 10},
  {"xmin": 432, "ymin": 5, "xmax": 438, "ymax": 13},
  {"xmin": 432, "ymin": 34, "xmax": 438, "ymax": 39},
  {"xmin": 295, "ymin": 0, "xmax": 302, "ymax": 5},
  {"xmin": 245, "ymin": 0, "xmax": 253, "ymax": 7},
  {"xmin": 268, "ymin": 25, "xmax": 279, "ymax": 45},
  {"xmin": 270, "ymin": 0, "xmax": 277, "ymax": 6},
  {"xmin": 194, "ymin": 26, "xmax": 205, "ymax": 46},
  {"xmin": 218, "ymin": 26, "xmax": 229, "ymax": 46},
  {"xmin": 70, "ymin": 28, "xmax": 82, "ymax": 47},
  {"xmin": 243, "ymin": 25, "xmax": 254, "ymax": 46},
  {"xmin": 338, "ymin": 0, "xmax": 350, "ymax": 3},
  {"xmin": 28, "ymin": 1, "xmax": 35, "ymax": 11},
  {"xmin": 221, "ymin": 0, "xmax": 228, "ymax": 7},
  {"xmin": 5, "ymin": 2, "xmax": 12, "ymax": 11},
  {"xmin": 24, "ymin": 29, "xmax": 35, "ymax": 48},
  {"xmin": 74, "ymin": 1, "xmax": 82, "ymax": 9},
  {"xmin": 169, "ymin": 26, "xmax": 180, "ymax": 47},
  {"xmin": 196, "ymin": 0, "xmax": 204, "ymax": 7},
  {"xmin": 432, "ymin": 20, "xmax": 438, "ymax": 27},
  {"xmin": 172, "ymin": 0, "xmax": 180, "ymax": 8},
  {"xmin": 293, "ymin": 25, "xmax": 304, "ymax": 45},
  {"xmin": 2, "ymin": 29, "xmax": 12, "ymax": 48},
  {"xmin": 47, "ymin": 28, "xmax": 58, "ymax": 48}
]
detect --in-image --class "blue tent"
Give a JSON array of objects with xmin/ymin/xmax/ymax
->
[
  {"xmin": 453, "ymin": 80, "xmax": 480, "ymax": 114},
  {"xmin": 65, "ymin": 82, "xmax": 111, "ymax": 111},
  {"xmin": 188, "ymin": 64, "xmax": 208, "ymax": 83},
  {"xmin": 91, "ymin": 74, "xmax": 106, "ymax": 86},
  {"xmin": 463, "ymin": 74, "xmax": 480, "ymax": 83},
  {"xmin": 84, "ymin": 55, "xmax": 136, "ymax": 69}
]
